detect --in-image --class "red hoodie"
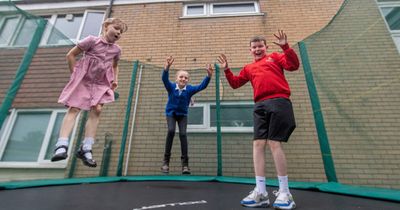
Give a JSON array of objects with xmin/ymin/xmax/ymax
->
[{"xmin": 224, "ymin": 44, "xmax": 300, "ymax": 102}]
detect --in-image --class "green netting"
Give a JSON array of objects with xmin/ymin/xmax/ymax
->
[{"xmin": 299, "ymin": 0, "xmax": 400, "ymax": 190}]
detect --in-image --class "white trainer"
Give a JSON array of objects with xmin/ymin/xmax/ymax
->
[
  {"xmin": 272, "ymin": 191, "xmax": 296, "ymax": 210},
  {"xmin": 240, "ymin": 188, "xmax": 270, "ymax": 208}
]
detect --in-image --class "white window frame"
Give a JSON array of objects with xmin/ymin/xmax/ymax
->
[
  {"xmin": 188, "ymin": 101, "xmax": 253, "ymax": 133},
  {"xmin": 0, "ymin": 109, "xmax": 79, "ymax": 168},
  {"xmin": 0, "ymin": 14, "xmax": 23, "ymax": 47},
  {"xmin": 40, "ymin": 10, "xmax": 105, "ymax": 46},
  {"xmin": 210, "ymin": 1, "xmax": 260, "ymax": 15},
  {"xmin": 183, "ymin": 3, "xmax": 207, "ymax": 17},
  {"xmin": 182, "ymin": 1, "xmax": 262, "ymax": 18},
  {"xmin": 13, "ymin": 17, "xmax": 37, "ymax": 47},
  {"xmin": 377, "ymin": 1, "xmax": 400, "ymax": 53},
  {"xmin": 0, "ymin": 10, "xmax": 105, "ymax": 47},
  {"xmin": 187, "ymin": 103, "xmax": 208, "ymax": 129},
  {"xmin": 77, "ymin": 10, "xmax": 106, "ymax": 41}
]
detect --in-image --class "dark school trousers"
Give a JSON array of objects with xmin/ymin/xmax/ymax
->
[{"xmin": 163, "ymin": 115, "xmax": 189, "ymax": 166}]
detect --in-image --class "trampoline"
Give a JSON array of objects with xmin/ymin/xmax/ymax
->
[
  {"xmin": 1, "ymin": 177, "xmax": 399, "ymax": 210},
  {"xmin": 1, "ymin": 2, "xmax": 400, "ymax": 210}
]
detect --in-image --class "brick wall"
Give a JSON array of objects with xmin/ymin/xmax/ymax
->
[
  {"xmin": 69, "ymin": 0, "xmax": 346, "ymax": 182},
  {"xmin": 0, "ymin": 49, "xmax": 25, "ymax": 101},
  {"xmin": 116, "ymin": 0, "xmax": 344, "ymax": 69},
  {"xmin": 11, "ymin": 47, "xmax": 73, "ymax": 109}
]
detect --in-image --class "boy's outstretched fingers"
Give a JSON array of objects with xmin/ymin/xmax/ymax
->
[{"xmin": 273, "ymin": 30, "xmax": 288, "ymax": 46}]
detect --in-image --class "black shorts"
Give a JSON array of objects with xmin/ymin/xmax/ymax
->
[{"xmin": 253, "ymin": 98, "xmax": 296, "ymax": 142}]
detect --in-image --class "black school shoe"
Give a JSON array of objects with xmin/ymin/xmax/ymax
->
[
  {"xmin": 161, "ymin": 162, "xmax": 169, "ymax": 174},
  {"xmin": 51, "ymin": 145, "xmax": 68, "ymax": 162},
  {"xmin": 182, "ymin": 166, "xmax": 191, "ymax": 175},
  {"xmin": 76, "ymin": 145, "xmax": 97, "ymax": 167}
]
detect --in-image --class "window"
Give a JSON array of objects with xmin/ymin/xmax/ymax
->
[
  {"xmin": 378, "ymin": 2, "xmax": 400, "ymax": 52},
  {"xmin": 47, "ymin": 14, "xmax": 84, "ymax": 45},
  {"xmin": 79, "ymin": 11, "xmax": 105, "ymax": 40},
  {"xmin": 211, "ymin": 2, "xmax": 257, "ymax": 14},
  {"xmin": 185, "ymin": 4, "xmax": 206, "ymax": 16},
  {"xmin": 0, "ymin": 15, "xmax": 23, "ymax": 46},
  {"xmin": 0, "ymin": 10, "xmax": 105, "ymax": 47},
  {"xmin": 14, "ymin": 18, "xmax": 37, "ymax": 46},
  {"xmin": 42, "ymin": 10, "xmax": 105, "ymax": 45},
  {"xmin": 0, "ymin": 109, "xmax": 78, "ymax": 168},
  {"xmin": 187, "ymin": 104, "xmax": 207, "ymax": 128},
  {"xmin": 187, "ymin": 102, "xmax": 253, "ymax": 133},
  {"xmin": 183, "ymin": 1, "xmax": 261, "ymax": 18}
]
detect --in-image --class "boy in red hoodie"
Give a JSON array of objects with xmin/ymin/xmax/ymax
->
[{"xmin": 218, "ymin": 30, "xmax": 299, "ymax": 209}]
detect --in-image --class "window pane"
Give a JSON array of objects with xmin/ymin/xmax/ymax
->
[
  {"xmin": 44, "ymin": 112, "xmax": 65, "ymax": 160},
  {"xmin": 187, "ymin": 5, "xmax": 205, "ymax": 15},
  {"xmin": 213, "ymin": 3, "xmax": 255, "ymax": 14},
  {"xmin": 47, "ymin": 14, "xmax": 83, "ymax": 44},
  {"xmin": 79, "ymin": 12, "xmax": 104, "ymax": 40},
  {"xmin": 0, "ymin": 16, "xmax": 19, "ymax": 45},
  {"xmin": 381, "ymin": 7, "xmax": 400, "ymax": 30},
  {"xmin": 39, "ymin": 16, "xmax": 52, "ymax": 45},
  {"xmin": 0, "ymin": 114, "xmax": 10, "ymax": 139},
  {"xmin": 210, "ymin": 104, "xmax": 253, "ymax": 127},
  {"xmin": 188, "ymin": 107, "xmax": 204, "ymax": 125},
  {"xmin": 14, "ymin": 18, "xmax": 37, "ymax": 46},
  {"xmin": 1, "ymin": 112, "xmax": 51, "ymax": 162}
]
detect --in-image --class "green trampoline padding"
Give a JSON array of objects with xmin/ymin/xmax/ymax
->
[{"xmin": 0, "ymin": 176, "xmax": 399, "ymax": 203}]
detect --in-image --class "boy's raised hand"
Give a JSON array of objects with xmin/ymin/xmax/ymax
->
[
  {"xmin": 164, "ymin": 56, "xmax": 175, "ymax": 70},
  {"xmin": 272, "ymin": 30, "xmax": 288, "ymax": 47},
  {"xmin": 206, "ymin": 63, "xmax": 214, "ymax": 77},
  {"xmin": 217, "ymin": 54, "xmax": 229, "ymax": 69}
]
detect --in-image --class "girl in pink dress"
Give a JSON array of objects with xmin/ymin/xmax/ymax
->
[{"xmin": 51, "ymin": 18, "xmax": 128, "ymax": 167}]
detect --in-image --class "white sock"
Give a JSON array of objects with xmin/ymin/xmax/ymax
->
[
  {"xmin": 55, "ymin": 138, "xmax": 68, "ymax": 155},
  {"xmin": 256, "ymin": 176, "xmax": 267, "ymax": 194},
  {"xmin": 278, "ymin": 175, "xmax": 290, "ymax": 193},
  {"xmin": 83, "ymin": 137, "xmax": 94, "ymax": 159}
]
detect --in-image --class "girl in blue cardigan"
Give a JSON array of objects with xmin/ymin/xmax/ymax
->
[{"xmin": 161, "ymin": 56, "xmax": 213, "ymax": 174}]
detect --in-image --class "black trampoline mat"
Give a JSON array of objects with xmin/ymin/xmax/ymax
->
[{"xmin": 0, "ymin": 181, "xmax": 399, "ymax": 210}]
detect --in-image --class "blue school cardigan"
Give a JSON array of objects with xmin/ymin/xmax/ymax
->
[{"xmin": 162, "ymin": 69, "xmax": 210, "ymax": 117}]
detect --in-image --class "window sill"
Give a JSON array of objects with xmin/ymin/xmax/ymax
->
[
  {"xmin": 0, "ymin": 161, "xmax": 68, "ymax": 169},
  {"xmin": 180, "ymin": 12, "xmax": 265, "ymax": 19},
  {"xmin": 188, "ymin": 127, "xmax": 253, "ymax": 133}
]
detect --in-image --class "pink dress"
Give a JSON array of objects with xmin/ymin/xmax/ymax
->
[{"xmin": 58, "ymin": 35, "xmax": 121, "ymax": 110}]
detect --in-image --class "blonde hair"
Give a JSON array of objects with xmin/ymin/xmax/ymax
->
[
  {"xmin": 176, "ymin": 70, "xmax": 189, "ymax": 78},
  {"xmin": 102, "ymin": 18, "xmax": 128, "ymax": 34}
]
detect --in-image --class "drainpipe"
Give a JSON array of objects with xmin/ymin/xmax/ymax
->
[{"xmin": 106, "ymin": 0, "xmax": 115, "ymax": 18}]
